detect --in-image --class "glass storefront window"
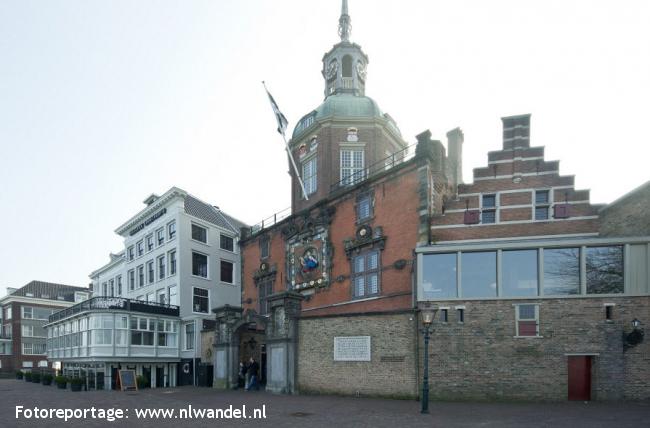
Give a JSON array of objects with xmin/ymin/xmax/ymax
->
[
  {"xmin": 421, "ymin": 253, "xmax": 457, "ymax": 299},
  {"xmin": 543, "ymin": 248, "xmax": 580, "ymax": 295},
  {"xmin": 586, "ymin": 246, "xmax": 623, "ymax": 294},
  {"xmin": 461, "ymin": 251, "xmax": 497, "ymax": 298},
  {"xmin": 502, "ymin": 250, "xmax": 538, "ymax": 297}
]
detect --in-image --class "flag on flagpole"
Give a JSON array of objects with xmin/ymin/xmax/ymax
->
[
  {"xmin": 263, "ymin": 82, "xmax": 289, "ymax": 135},
  {"xmin": 261, "ymin": 81, "xmax": 309, "ymax": 200}
]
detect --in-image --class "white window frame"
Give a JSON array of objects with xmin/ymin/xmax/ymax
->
[
  {"xmin": 192, "ymin": 287, "xmax": 210, "ymax": 314},
  {"xmin": 481, "ymin": 193, "xmax": 498, "ymax": 224},
  {"xmin": 534, "ymin": 189, "xmax": 552, "ymax": 221},
  {"xmin": 302, "ymin": 155, "xmax": 318, "ymax": 196},
  {"xmin": 184, "ymin": 322, "xmax": 195, "ymax": 351},
  {"xmin": 514, "ymin": 303, "xmax": 541, "ymax": 338},
  {"xmin": 191, "ymin": 223, "xmax": 209, "ymax": 245},
  {"xmin": 21, "ymin": 306, "xmax": 33, "ymax": 319},
  {"xmin": 157, "ymin": 254, "xmax": 166, "ymax": 280},
  {"xmin": 220, "ymin": 260, "xmax": 235, "ymax": 284},
  {"xmin": 156, "ymin": 228, "xmax": 165, "ymax": 246},
  {"xmin": 340, "ymin": 148, "xmax": 365, "ymax": 186},
  {"xmin": 191, "ymin": 251, "xmax": 209, "ymax": 279},
  {"xmin": 167, "ymin": 221, "xmax": 177, "ymax": 241},
  {"xmin": 219, "ymin": 234, "xmax": 235, "ymax": 253},
  {"xmin": 168, "ymin": 250, "xmax": 177, "ymax": 276}
]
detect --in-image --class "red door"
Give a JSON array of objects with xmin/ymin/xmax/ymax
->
[{"xmin": 567, "ymin": 356, "xmax": 592, "ymax": 401}]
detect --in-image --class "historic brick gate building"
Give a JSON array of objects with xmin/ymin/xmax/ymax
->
[{"xmin": 213, "ymin": 1, "xmax": 650, "ymax": 401}]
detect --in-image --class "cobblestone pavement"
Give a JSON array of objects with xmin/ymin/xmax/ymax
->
[{"xmin": 1, "ymin": 379, "xmax": 649, "ymax": 428}]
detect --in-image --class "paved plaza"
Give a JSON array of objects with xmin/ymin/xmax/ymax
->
[{"xmin": 1, "ymin": 379, "xmax": 649, "ymax": 428}]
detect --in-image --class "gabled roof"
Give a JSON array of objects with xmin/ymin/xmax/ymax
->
[
  {"xmin": 5, "ymin": 280, "xmax": 88, "ymax": 302},
  {"xmin": 184, "ymin": 195, "xmax": 247, "ymax": 235}
]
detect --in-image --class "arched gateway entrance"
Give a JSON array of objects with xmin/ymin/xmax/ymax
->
[{"xmin": 212, "ymin": 291, "xmax": 303, "ymax": 393}]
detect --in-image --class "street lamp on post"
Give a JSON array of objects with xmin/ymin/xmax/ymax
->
[{"xmin": 420, "ymin": 306, "xmax": 438, "ymax": 414}]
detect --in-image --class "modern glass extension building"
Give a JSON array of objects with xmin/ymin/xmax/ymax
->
[{"xmin": 45, "ymin": 296, "xmax": 180, "ymax": 389}]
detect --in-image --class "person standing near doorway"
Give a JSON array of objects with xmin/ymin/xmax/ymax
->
[{"xmin": 245, "ymin": 357, "xmax": 260, "ymax": 391}]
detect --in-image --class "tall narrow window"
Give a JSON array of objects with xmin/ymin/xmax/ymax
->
[
  {"xmin": 116, "ymin": 276, "xmax": 122, "ymax": 296},
  {"xmin": 109, "ymin": 279, "xmax": 115, "ymax": 296},
  {"xmin": 128, "ymin": 270, "xmax": 135, "ymax": 291},
  {"xmin": 352, "ymin": 250, "xmax": 380, "ymax": 298},
  {"xmin": 192, "ymin": 252, "xmax": 208, "ymax": 278},
  {"xmin": 221, "ymin": 260, "xmax": 234, "ymax": 284},
  {"xmin": 156, "ymin": 228, "xmax": 165, "ymax": 246},
  {"xmin": 137, "ymin": 265, "xmax": 144, "ymax": 288},
  {"xmin": 169, "ymin": 250, "xmax": 177, "ymax": 275},
  {"xmin": 340, "ymin": 149, "xmax": 365, "ymax": 185},
  {"xmin": 158, "ymin": 255, "xmax": 166, "ymax": 280},
  {"xmin": 136, "ymin": 240, "xmax": 144, "ymax": 257},
  {"xmin": 535, "ymin": 190, "xmax": 550, "ymax": 220},
  {"xmin": 168, "ymin": 222, "xmax": 176, "ymax": 240},
  {"xmin": 481, "ymin": 194, "xmax": 497, "ymax": 224},
  {"xmin": 184, "ymin": 323, "xmax": 195, "ymax": 350},
  {"xmin": 302, "ymin": 157, "xmax": 318, "ymax": 196},
  {"xmin": 357, "ymin": 193, "xmax": 372, "ymax": 222},
  {"xmin": 146, "ymin": 234, "xmax": 154, "ymax": 252},
  {"xmin": 192, "ymin": 287, "xmax": 209, "ymax": 313},
  {"xmin": 258, "ymin": 280, "xmax": 273, "ymax": 316},
  {"xmin": 147, "ymin": 261, "xmax": 154, "ymax": 284},
  {"xmin": 260, "ymin": 237, "xmax": 270, "ymax": 259}
]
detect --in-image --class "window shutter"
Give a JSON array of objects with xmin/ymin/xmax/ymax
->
[
  {"xmin": 464, "ymin": 210, "xmax": 480, "ymax": 225},
  {"xmin": 553, "ymin": 204, "xmax": 570, "ymax": 219}
]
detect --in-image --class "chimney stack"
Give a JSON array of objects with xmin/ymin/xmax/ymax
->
[
  {"xmin": 446, "ymin": 127, "xmax": 464, "ymax": 188},
  {"xmin": 501, "ymin": 114, "xmax": 531, "ymax": 150}
]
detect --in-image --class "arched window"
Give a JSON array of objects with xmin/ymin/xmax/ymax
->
[{"xmin": 342, "ymin": 55, "xmax": 353, "ymax": 78}]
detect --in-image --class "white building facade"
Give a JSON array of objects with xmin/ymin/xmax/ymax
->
[{"xmin": 46, "ymin": 187, "xmax": 245, "ymax": 388}]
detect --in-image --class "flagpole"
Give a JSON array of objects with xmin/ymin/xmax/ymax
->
[
  {"xmin": 262, "ymin": 81, "xmax": 309, "ymax": 201},
  {"xmin": 281, "ymin": 130, "xmax": 310, "ymax": 201}
]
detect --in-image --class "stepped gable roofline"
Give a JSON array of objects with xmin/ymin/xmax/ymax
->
[{"xmin": 2, "ymin": 280, "xmax": 87, "ymax": 302}]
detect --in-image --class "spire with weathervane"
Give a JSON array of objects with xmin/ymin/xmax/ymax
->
[
  {"xmin": 322, "ymin": 0, "xmax": 368, "ymax": 98},
  {"xmin": 338, "ymin": 0, "xmax": 351, "ymax": 42}
]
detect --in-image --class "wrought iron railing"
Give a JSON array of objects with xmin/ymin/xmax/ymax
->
[
  {"xmin": 48, "ymin": 296, "xmax": 180, "ymax": 324},
  {"xmin": 247, "ymin": 144, "xmax": 415, "ymax": 237},
  {"xmin": 330, "ymin": 144, "xmax": 414, "ymax": 192}
]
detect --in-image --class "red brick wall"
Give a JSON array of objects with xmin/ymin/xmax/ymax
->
[{"xmin": 242, "ymin": 163, "xmax": 422, "ymax": 317}]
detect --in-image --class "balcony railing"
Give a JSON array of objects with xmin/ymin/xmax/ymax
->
[
  {"xmin": 246, "ymin": 145, "xmax": 415, "ymax": 237},
  {"xmin": 48, "ymin": 296, "xmax": 180, "ymax": 324},
  {"xmin": 330, "ymin": 144, "xmax": 414, "ymax": 192}
]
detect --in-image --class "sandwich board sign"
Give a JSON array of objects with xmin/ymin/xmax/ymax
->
[{"xmin": 118, "ymin": 369, "xmax": 138, "ymax": 391}]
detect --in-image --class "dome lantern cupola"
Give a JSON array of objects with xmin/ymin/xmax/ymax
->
[{"xmin": 322, "ymin": 0, "xmax": 368, "ymax": 98}]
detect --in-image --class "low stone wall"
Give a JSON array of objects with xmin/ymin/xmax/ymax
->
[{"xmin": 297, "ymin": 311, "xmax": 418, "ymax": 399}]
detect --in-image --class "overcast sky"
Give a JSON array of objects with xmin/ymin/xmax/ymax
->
[{"xmin": 1, "ymin": 0, "xmax": 648, "ymax": 297}]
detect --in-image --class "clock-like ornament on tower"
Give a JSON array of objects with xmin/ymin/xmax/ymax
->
[
  {"xmin": 356, "ymin": 60, "xmax": 367, "ymax": 81},
  {"xmin": 326, "ymin": 60, "xmax": 338, "ymax": 80}
]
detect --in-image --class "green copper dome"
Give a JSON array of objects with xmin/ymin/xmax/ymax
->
[{"xmin": 293, "ymin": 94, "xmax": 401, "ymax": 139}]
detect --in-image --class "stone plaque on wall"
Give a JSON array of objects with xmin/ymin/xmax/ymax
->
[
  {"xmin": 333, "ymin": 336, "xmax": 371, "ymax": 361},
  {"xmin": 270, "ymin": 345, "xmax": 286, "ymax": 383},
  {"xmin": 216, "ymin": 350, "xmax": 226, "ymax": 378}
]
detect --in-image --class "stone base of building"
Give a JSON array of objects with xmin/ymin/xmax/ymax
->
[{"xmin": 297, "ymin": 311, "xmax": 419, "ymax": 399}]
